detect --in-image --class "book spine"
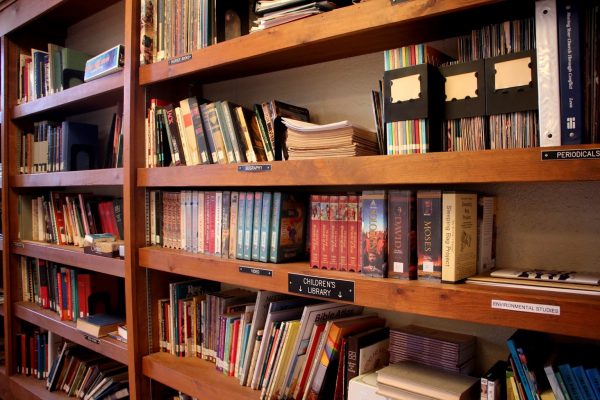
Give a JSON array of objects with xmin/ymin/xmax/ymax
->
[
  {"xmin": 347, "ymin": 194, "xmax": 359, "ymax": 272},
  {"xmin": 189, "ymin": 97, "xmax": 212, "ymax": 164},
  {"xmin": 361, "ymin": 190, "xmax": 388, "ymax": 278},
  {"xmin": 417, "ymin": 190, "xmax": 442, "ymax": 281},
  {"xmin": 259, "ymin": 192, "xmax": 273, "ymax": 263},
  {"xmin": 243, "ymin": 192, "xmax": 255, "ymax": 261},
  {"xmin": 441, "ymin": 192, "xmax": 477, "ymax": 283},
  {"xmin": 215, "ymin": 101, "xmax": 237, "ymax": 163},
  {"xmin": 329, "ymin": 195, "xmax": 340, "ymax": 271},
  {"xmin": 338, "ymin": 195, "xmax": 349, "ymax": 272},
  {"xmin": 310, "ymin": 195, "xmax": 321, "ymax": 269},
  {"xmin": 477, "ymin": 195, "xmax": 497, "ymax": 274},
  {"xmin": 200, "ymin": 103, "xmax": 219, "ymax": 164},
  {"xmin": 229, "ymin": 191, "xmax": 239, "ymax": 259},
  {"xmin": 164, "ymin": 104, "xmax": 186, "ymax": 165},
  {"xmin": 251, "ymin": 192, "xmax": 263, "ymax": 261},
  {"xmin": 236, "ymin": 192, "xmax": 246, "ymax": 259},
  {"xmin": 215, "ymin": 191, "xmax": 223, "ymax": 257},
  {"xmin": 388, "ymin": 190, "xmax": 417, "ymax": 280},
  {"xmin": 221, "ymin": 191, "xmax": 231, "ymax": 258},
  {"xmin": 269, "ymin": 192, "xmax": 282, "ymax": 263},
  {"xmin": 319, "ymin": 195, "xmax": 330, "ymax": 269}
]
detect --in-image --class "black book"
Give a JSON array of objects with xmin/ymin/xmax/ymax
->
[{"xmin": 61, "ymin": 121, "xmax": 99, "ymax": 171}]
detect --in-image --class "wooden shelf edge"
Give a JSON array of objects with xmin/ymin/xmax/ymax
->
[
  {"xmin": 139, "ymin": 247, "xmax": 600, "ymax": 340},
  {"xmin": 11, "ymin": 240, "xmax": 125, "ymax": 278},
  {"xmin": 137, "ymin": 146, "xmax": 600, "ymax": 187},
  {"xmin": 0, "ymin": 302, "xmax": 5, "ymax": 317},
  {"xmin": 139, "ymin": 0, "xmax": 502, "ymax": 85},
  {"xmin": 9, "ymin": 374, "xmax": 68, "ymax": 400},
  {"xmin": 142, "ymin": 352, "xmax": 258, "ymax": 400},
  {"xmin": 12, "ymin": 72, "xmax": 123, "ymax": 119},
  {"xmin": 10, "ymin": 168, "xmax": 124, "ymax": 188},
  {"xmin": 14, "ymin": 302, "xmax": 128, "ymax": 364}
]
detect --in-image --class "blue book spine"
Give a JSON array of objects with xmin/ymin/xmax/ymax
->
[
  {"xmin": 572, "ymin": 366, "xmax": 596, "ymax": 400},
  {"xmin": 259, "ymin": 192, "xmax": 273, "ymax": 262},
  {"xmin": 236, "ymin": 192, "xmax": 246, "ymax": 259},
  {"xmin": 251, "ymin": 192, "xmax": 263, "ymax": 261},
  {"xmin": 507, "ymin": 339, "xmax": 536, "ymax": 400},
  {"xmin": 584, "ymin": 368, "xmax": 600, "ymax": 400},
  {"xmin": 269, "ymin": 192, "xmax": 283, "ymax": 263},
  {"xmin": 243, "ymin": 192, "xmax": 254, "ymax": 261},
  {"xmin": 559, "ymin": 364, "xmax": 586, "ymax": 400},
  {"xmin": 557, "ymin": 0, "xmax": 584, "ymax": 145}
]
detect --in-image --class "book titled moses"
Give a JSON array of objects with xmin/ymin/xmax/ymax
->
[{"xmin": 84, "ymin": 44, "xmax": 125, "ymax": 82}]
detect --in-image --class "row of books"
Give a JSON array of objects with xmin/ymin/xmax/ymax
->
[
  {"xmin": 18, "ymin": 44, "xmax": 91, "ymax": 104},
  {"xmin": 145, "ymin": 96, "xmax": 309, "ymax": 168},
  {"xmin": 17, "ymin": 256, "xmax": 123, "ymax": 322},
  {"xmin": 18, "ymin": 114, "xmax": 124, "ymax": 174},
  {"xmin": 47, "ymin": 340, "xmax": 128, "ymax": 399},
  {"xmin": 18, "ymin": 192, "xmax": 124, "ymax": 247},
  {"xmin": 482, "ymin": 330, "xmax": 600, "ymax": 400},
  {"xmin": 310, "ymin": 190, "xmax": 496, "ymax": 282},
  {"xmin": 146, "ymin": 190, "xmax": 306, "ymax": 263}
]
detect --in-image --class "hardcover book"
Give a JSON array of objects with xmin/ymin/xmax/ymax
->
[
  {"xmin": 60, "ymin": 121, "xmax": 99, "ymax": 171},
  {"xmin": 270, "ymin": 193, "xmax": 307, "ymax": 263},
  {"xmin": 387, "ymin": 190, "xmax": 417, "ymax": 280},
  {"xmin": 361, "ymin": 190, "xmax": 387, "ymax": 278},
  {"xmin": 441, "ymin": 192, "xmax": 477, "ymax": 283},
  {"xmin": 76, "ymin": 314, "xmax": 124, "ymax": 338},
  {"xmin": 84, "ymin": 44, "xmax": 125, "ymax": 82}
]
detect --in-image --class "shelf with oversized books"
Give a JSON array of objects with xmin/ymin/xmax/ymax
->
[
  {"xmin": 143, "ymin": 352, "xmax": 257, "ymax": 400},
  {"xmin": 138, "ymin": 247, "xmax": 600, "ymax": 340},
  {"xmin": 10, "ymin": 168, "xmax": 124, "ymax": 188},
  {"xmin": 13, "ymin": 302, "xmax": 128, "ymax": 365},
  {"xmin": 137, "ymin": 145, "xmax": 600, "ymax": 187},
  {"xmin": 11, "ymin": 71, "xmax": 124, "ymax": 120},
  {"xmin": 138, "ymin": 0, "xmax": 515, "ymax": 85},
  {"xmin": 11, "ymin": 240, "xmax": 124, "ymax": 278}
]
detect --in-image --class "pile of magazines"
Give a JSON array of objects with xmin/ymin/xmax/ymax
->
[
  {"xmin": 282, "ymin": 117, "xmax": 379, "ymax": 160},
  {"xmin": 251, "ymin": 0, "xmax": 355, "ymax": 32}
]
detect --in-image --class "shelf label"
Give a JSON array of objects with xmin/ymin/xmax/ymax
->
[
  {"xmin": 11, "ymin": 242, "xmax": 24, "ymax": 248},
  {"xmin": 238, "ymin": 164, "xmax": 272, "ymax": 172},
  {"xmin": 491, "ymin": 299, "xmax": 560, "ymax": 316},
  {"xmin": 541, "ymin": 149, "xmax": 600, "ymax": 160},
  {"xmin": 83, "ymin": 334, "xmax": 101, "ymax": 344},
  {"xmin": 239, "ymin": 266, "xmax": 273, "ymax": 277},
  {"xmin": 288, "ymin": 273, "xmax": 355, "ymax": 302},
  {"xmin": 168, "ymin": 54, "xmax": 192, "ymax": 65}
]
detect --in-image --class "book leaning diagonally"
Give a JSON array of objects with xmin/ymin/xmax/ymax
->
[{"xmin": 535, "ymin": 0, "xmax": 561, "ymax": 146}]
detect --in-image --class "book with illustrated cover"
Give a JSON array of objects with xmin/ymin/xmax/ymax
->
[
  {"xmin": 417, "ymin": 190, "xmax": 442, "ymax": 281},
  {"xmin": 83, "ymin": 44, "xmax": 124, "ymax": 82},
  {"xmin": 270, "ymin": 193, "xmax": 307, "ymax": 263},
  {"xmin": 361, "ymin": 190, "xmax": 387, "ymax": 278}
]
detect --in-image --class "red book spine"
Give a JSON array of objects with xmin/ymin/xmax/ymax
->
[
  {"xmin": 230, "ymin": 319, "xmax": 240, "ymax": 377},
  {"xmin": 347, "ymin": 195, "xmax": 359, "ymax": 272},
  {"xmin": 65, "ymin": 268, "xmax": 73, "ymax": 321},
  {"xmin": 21, "ymin": 333, "xmax": 28, "ymax": 375},
  {"xmin": 310, "ymin": 195, "xmax": 320, "ymax": 269},
  {"xmin": 329, "ymin": 196, "xmax": 340, "ymax": 271},
  {"xmin": 106, "ymin": 201, "xmax": 120, "ymax": 240},
  {"xmin": 56, "ymin": 271, "xmax": 63, "ymax": 320},
  {"xmin": 178, "ymin": 299, "xmax": 184, "ymax": 357},
  {"xmin": 338, "ymin": 195, "xmax": 349, "ymax": 272},
  {"xmin": 319, "ymin": 195, "xmax": 330, "ymax": 269}
]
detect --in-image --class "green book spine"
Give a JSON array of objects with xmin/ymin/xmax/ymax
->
[
  {"xmin": 269, "ymin": 192, "xmax": 282, "ymax": 263},
  {"xmin": 243, "ymin": 192, "xmax": 255, "ymax": 261},
  {"xmin": 259, "ymin": 192, "xmax": 273, "ymax": 262},
  {"xmin": 251, "ymin": 192, "xmax": 263, "ymax": 261},
  {"xmin": 236, "ymin": 192, "xmax": 247, "ymax": 259}
]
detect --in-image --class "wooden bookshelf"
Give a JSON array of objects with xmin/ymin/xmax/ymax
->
[
  {"xmin": 14, "ymin": 302, "xmax": 128, "ymax": 364},
  {"xmin": 11, "ymin": 240, "xmax": 125, "ymax": 277},
  {"xmin": 9, "ymin": 374, "xmax": 68, "ymax": 400},
  {"xmin": 139, "ymin": 247, "xmax": 600, "ymax": 340},
  {"xmin": 138, "ymin": 0, "xmax": 517, "ymax": 85},
  {"xmin": 137, "ymin": 146, "xmax": 600, "ymax": 188},
  {"xmin": 0, "ymin": 0, "xmax": 121, "ymax": 36},
  {"xmin": 10, "ymin": 168, "xmax": 124, "ymax": 188},
  {"xmin": 11, "ymin": 72, "xmax": 123, "ymax": 120},
  {"xmin": 0, "ymin": 302, "xmax": 4, "ymax": 316},
  {"xmin": 142, "ymin": 352, "xmax": 258, "ymax": 400}
]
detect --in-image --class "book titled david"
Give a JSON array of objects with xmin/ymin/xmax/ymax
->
[{"xmin": 84, "ymin": 44, "xmax": 125, "ymax": 82}]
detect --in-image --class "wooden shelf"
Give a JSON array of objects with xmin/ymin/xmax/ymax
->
[
  {"xmin": 14, "ymin": 302, "xmax": 128, "ymax": 364},
  {"xmin": 143, "ymin": 352, "xmax": 258, "ymax": 400},
  {"xmin": 11, "ymin": 240, "xmax": 125, "ymax": 278},
  {"xmin": 0, "ymin": 302, "xmax": 4, "ymax": 317},
  {"xmin": 9, "ymin": 373, "xmax": 68, "ymax": 400},
  {"xmin": 139, "ymin": 246, "xmax": 600, "ymax": 340},
  {"xmin": 137, "ymin": 146, "xmax": 600, "ymax": 188},
  {"xmin": 11, "ymin": 72, "xmax": 123, "ymax": 120},
  {"xmin": 10, "ymin": 168, "xmax": 123, "ymax": 188},
  {"xmin": 138, "ymin": 0, "xmax": 520, "ymax": 85},
  {"xmin": 0, "ymin": 0, "xmax": 121, "ymax": 36}
]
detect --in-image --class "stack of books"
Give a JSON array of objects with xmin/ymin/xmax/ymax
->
[
  {"xmin": 389, "ymin": 325, "xmax": 477, "ymax": 374},
  {"xmin": 376, "ymin": 361, "xmax": 480, "ymax": 400},
  {"xmin": 282, "ymin": 117, "xmax": 379, "ymax": 160},
  {"xmin": 252, "ymin": 1, "xmax": 354, "ymax": 32}
]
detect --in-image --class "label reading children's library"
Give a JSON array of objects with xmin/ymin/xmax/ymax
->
[
  {"xmin": 491, "ymin": 299, "xmax": 560, "ymax": 316},
  {"xmin": 288, "ymin": 273, "xmax": 355, "ymax": 302},
  {"xmin": 238, "ymin": 164, "xmax": 272, "ymax": 172},
  {"xmin": 542, "ymin": 149, "xmax": 600, "ymax": 160}
]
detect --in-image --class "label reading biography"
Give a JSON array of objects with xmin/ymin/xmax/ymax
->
[
  {"xmin": 288, "ymin": 273, "xmax": 355, "ymax": 302},
  {"xmin": 491, "ymin": 299, "xmax": 560, "ymax": 315},
  {"xmin": 239, "ymin": 266, "xmax": 273, "ymax": 277},
  {"xmin": 168, "ymin": 54, "xmax": 192, "ymax": 65},
  {"xmin": 542, "ymin": 149, "xmax": 600, "ymax": 160},
  {"xmin": 238, "ymin": 164, "xmax": 272, "ymax": 172}
]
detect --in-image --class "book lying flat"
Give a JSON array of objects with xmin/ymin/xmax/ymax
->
[
  {"xmin": 76, "ymin": 314, "xmax": 125, "ymax": 338},
  {"xmin": 490, "ymin": 268, "xmax": 600, "ymax": 285}
]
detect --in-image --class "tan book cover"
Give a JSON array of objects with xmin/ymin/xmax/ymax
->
[{"xmin": 442, "ymin": 192, "xmax": 477, "ymax": 283}]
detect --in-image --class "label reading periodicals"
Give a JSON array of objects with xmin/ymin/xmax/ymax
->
[
  {"xmin": 288, "ymin": 273, "xmax": 355, "ymax": 302},
  {"xmin": 542, "ymin": 149, "xmax": 600, "ymax": 160},
  {"xmin": 491, "ymin": 299, "xmax": 560, "ymax": 315},
  {"xmin": 239, "ymin": 266, "xmax": 273, "ymax": 277},
  {"xmin": 168, "ymin": 54, "xmax": 192, "ymax": 65},
  {"xmin": 238, "ymin": 164, "xmax": 272, "ymax": 172}
]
